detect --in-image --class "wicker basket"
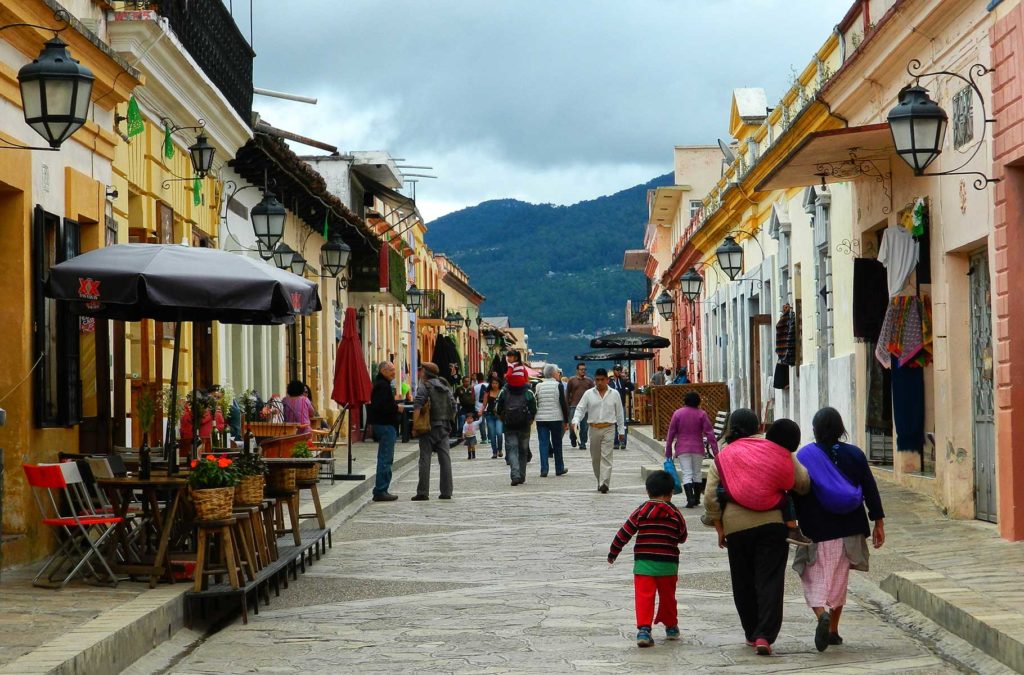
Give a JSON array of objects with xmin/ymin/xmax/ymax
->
[
  {"xmin": 294, "ymin": 464, "xmax": 319, "ymax": 482},
  {"xmin": 267, "ymin": 467, "xmax": 296, "ymax": 492},
  {"xmin": 234, "ymin": 474, "xmax": 265, "ymax": 506},
  {"xmin": 191, "ymin": 487, "xmax": 235, "ymax": 520}
]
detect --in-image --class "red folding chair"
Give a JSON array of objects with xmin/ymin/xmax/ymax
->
[{"xmin": 23, "ymin": 463, "xmax": 123, "ymax": 588}]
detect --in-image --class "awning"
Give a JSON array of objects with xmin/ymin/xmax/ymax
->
[
  {"xmin": 623, "ymin": 249, "xmax": 651, "ymax": 271},
  {"xmin": 648, "ymin": 186, "xmax": 687, "ymax": 226},
  {"xmin": 756, "ymin": 123, "xmax": 895, "ymax": 192}
]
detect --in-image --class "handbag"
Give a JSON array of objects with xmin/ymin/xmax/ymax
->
[
  {"xmin": 412, "ymin": 396, "xmax": 431, "ymax": 437},
  {"xmin": 663, "ymin": 458, "xmax": 683, "ymax": 495}
]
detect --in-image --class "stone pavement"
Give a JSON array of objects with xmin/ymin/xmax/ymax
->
[
  {"xmin": 0, "ymin": 440, "xmax": 417, "ymax": 675},
  {"xmin": 163, "ymin": 434, "xmax": 980, "ymax": 674}
]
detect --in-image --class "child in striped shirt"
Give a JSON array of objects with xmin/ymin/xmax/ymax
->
[{"xmin": 608, "ymin": 470, "xmax": 688, "ymax": 647}]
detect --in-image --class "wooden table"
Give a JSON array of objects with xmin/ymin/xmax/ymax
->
[{"xmin": 97, "ymin": 475, "xmax": 189, "ymax": 588}]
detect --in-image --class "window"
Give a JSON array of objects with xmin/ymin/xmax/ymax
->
[
  {"xmin": 689, "ymin": 200, "xmax": 702, "ymax": 223},
  {"xmin": 33, "ymin": 206, "xmax": 81, "ymax": 427}
]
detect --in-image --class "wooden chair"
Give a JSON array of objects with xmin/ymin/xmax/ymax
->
[
  {"xmin": 193, "ymin": 517, "xmax": 244, "ymax": 592},
  {"xmin": 707, "ymin": 411, "xmax": 729, "ymax": 458}
]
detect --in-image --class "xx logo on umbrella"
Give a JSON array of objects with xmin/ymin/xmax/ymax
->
[
  {"xmin": 78, "ymin": 277, "xmax": 101, "ymax": 309},
  {"xmin": 290, "ymin": 292, "xmax": 302, "ymax": 312}
]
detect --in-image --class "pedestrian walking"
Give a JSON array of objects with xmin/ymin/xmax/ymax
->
[
  {"xmin": 534, "ymin": 364, "xmax": 569, "ymax": 477},
  {"xmin": 608, "ymin": 470, "xmax": 688, "ymax": 647},
  {"xmin": 665, "ymin": 391, "xmax": 717, "ymax": 507},
  {"xmin": 650, "ymin": 366, "xmax": 667, "ymax": 387},
  {"xmin": 411, "ymin": 362, "xmax": 456, "ymax": 501},
  {"xmin": 702, "ymin": 409, "xmax": 811, "ymax": 656},
  {"xmin": 566, "ymin": 363, "xmax": 595, "ymax": 450},
  {"xmin": 609, "ymin": 364, "xmax": 634, "ymax": 449},
  {"xmin": 455, "ymin": 376, "xmax": 476, "ymax": 434},
  {"xmin": 495, "ymin": 367, "xmax": 537, "ymax": 485},
  {"xmin": 472, "ymin": 373, "xmax": 488, "ymax": 442},
  {"xmin": 572, "ymin": 368, "xmax": 624, "ymax": 493},
  {"xmin": 793, "ymin": 407, "xmax": 885, "ymax": 653},
  {"xmin": 481, "ymin": 376, "xmax": 504, "ymax": 459},
  {"xmin": 462, "ymin": 412, "xmax": 481, "ymax": 460},
  {"xmin": 367, "ymin": 361, "xmax": 400, "ymax": 502}
]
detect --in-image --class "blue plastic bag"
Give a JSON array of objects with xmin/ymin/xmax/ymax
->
[{"xmin": 663, "ymin": 458, "xmax": 683, "ymax": 495}]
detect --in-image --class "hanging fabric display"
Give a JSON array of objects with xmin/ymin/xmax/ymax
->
[
  {"xmin": 874, "ymin": 296, "xmax": 933, "ymax": 368},
  {"xmin": 878, "ymin": 226, "xmax": 919, "ymax": 297},
  {"xmin": 890, "ymin": 355, "xmax": 925, "ymax": 451},
  {"xmin": 125, "ymin": 95, "xmax": 145, "ymax": 138},
  {"xmin": 775, "ymin": 304, "xmax": 796, "ymax": 366},
  {"xmin": 163, "ymin": 123, "xmax": 174, "ymax": 159},
  {"xmin": 192, "ymin": 176, "xmax": 201, "ymax": 206},
  {"xmin": 852, "ymin": 258, "xmax": 888, "ymax": 342}
]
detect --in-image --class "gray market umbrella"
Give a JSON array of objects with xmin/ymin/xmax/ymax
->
[
  {"xmin": 590, "ymin": 331, "xmax": 670, "ymax": 350},
  {"xmin": 575, "ymin": 349, "xmax": 655, "ymax": 362},
  {"xmin": 45, "ymin": 244, "xmax": 321, "ymax": 471}
]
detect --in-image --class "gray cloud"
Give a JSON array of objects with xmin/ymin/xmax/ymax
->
[{"xmin": 243, "ymin": 0, "xmax": 848, "ymax": 217}]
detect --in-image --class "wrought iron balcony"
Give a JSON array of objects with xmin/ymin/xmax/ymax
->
[
  {"xmin": 148, "ymin": 0, "xmax": 255, "ymax": 123},
  {"xmin": 630, "ymin": 300, "xmax": 653, "ymax": 326},
  {"xmin": 418, "ymin": 289, "xmax": 445, "ymax": 321}
]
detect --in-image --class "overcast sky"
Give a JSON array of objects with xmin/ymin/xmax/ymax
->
[{"xmin": 244, "ymin": 0, "xmax": 849, "ymax": 221}]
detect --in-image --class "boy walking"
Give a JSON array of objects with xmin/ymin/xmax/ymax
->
[{"xmin": 608, "ymin": 470, "xmax": 688, "ymax": 647}]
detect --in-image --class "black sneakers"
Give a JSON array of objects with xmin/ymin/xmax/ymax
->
[{"xmin": 372, "ymin": 493, "xmax": 398, "ymax": 502}]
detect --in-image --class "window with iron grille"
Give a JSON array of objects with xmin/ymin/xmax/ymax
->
[
  {"xmin": 33, "ymin": 206, "xmax": 81, "ymax": 427},
  {"xmin": 952, "ymin": 85, "xmax": 974, "ymax": 150}
]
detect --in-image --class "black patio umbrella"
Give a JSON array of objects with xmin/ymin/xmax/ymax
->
[
  {"xmin": 590, "ymin": 331, "xmax": 670, "ymax": 350},
  {"xmin": 45, "ymin": 244, "xmax": 321, "ymax": 472},
  {"xmin": 575, "ymin": 349, "xmax": 655, "ymax": 362}
]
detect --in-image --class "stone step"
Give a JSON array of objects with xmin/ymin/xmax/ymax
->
[{"xmin": 881, "ymin": 570, "xmax": 1024, "ymax": 673}]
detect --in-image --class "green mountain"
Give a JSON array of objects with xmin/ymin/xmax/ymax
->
[{"xmin": 425, "ymin": 173, "xmax": 673, "ymax": 370}]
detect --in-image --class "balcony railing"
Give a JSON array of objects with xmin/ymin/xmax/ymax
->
[
  {"xmin": 418, "ymin": 289, "xmax": 445, "ymax": 321},
  {"xmin": 630, "ymin": 301, "xmax": 653, "ymax": 326},
  {"xmin": 151, "ymin": 0, "xmax": 255, "ymax": 123}
]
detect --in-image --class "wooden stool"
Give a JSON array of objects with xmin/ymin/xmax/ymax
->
[
  {"xmin": 193, "ymin": 518, "xmax": 243, "ymax": 592},
  {"xmin": 237, "ymin": 505, "xmax": 270, "ymax": 569},
  {"xmin": 231, "ymin": 508, "xmax": 261, "ymax": 580},
  {"xmin": 266, "ymin": 489, "xmax": 301, "ymax": 546},
  {"xmin": 296, "ymin": 479, "xmax": 326, "ymax": 530},
  {"xmin": 258, "ymin": 499, "xmax": 278, "ymax": 562}
]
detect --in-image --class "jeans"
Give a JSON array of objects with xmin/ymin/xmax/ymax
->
[
  {"xmin": 485, "ymin": 413, "xmax": 503, "ymax": 455},
  {"xmin": 569, "ymin": 406, "xmax": 588, "ymax": 446},
  {"xmin": 416, "ymin": 425, "xmax": 453, "ymax": 498},
  {"xmin": 505, "ymin": 428, "xmax": 531, "ymax": 483},
  {"xmin": 536, "ymin": 421, "xmax": 565, "ymax": 476},
  {"xmin": 372, "ymin": 424, "xmax": 397, "ymax": 496}
]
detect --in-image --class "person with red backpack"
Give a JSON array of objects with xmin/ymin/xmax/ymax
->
[{"xmin": 495, "ymin": 365, "xmax": 537, "ymax": 486}]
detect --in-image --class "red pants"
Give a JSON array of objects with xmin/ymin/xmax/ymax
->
[{"xmin": 634, "ymin": 574, "xmax": 678, "ymax": 628}]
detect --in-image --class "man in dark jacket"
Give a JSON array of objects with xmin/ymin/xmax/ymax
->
[
  {"xmin": 367, "ymin": 362, "xmax": 400, "ymax": 501},
  {"xmin": 496, "ymin": 367, "xmax": 538, "ymax": 486},
  {"xmin": 609, "ymin": 364, "xmax": 635, "ymax": 450},
  {"xmin": 412, "ymin": 362, "xmax": 457, "ymax": 500}
]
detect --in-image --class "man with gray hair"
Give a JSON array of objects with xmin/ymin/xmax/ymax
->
[
  {"xmin": 367, "ymin": 361, "xmax": 400, "ymax": 501},
  {"xmin": 412, "ymin": 362, "xmax": 456, "ymax": 500},
  {"xmin": 534, "ymin": 363, "xmax": 569, "ymax": 477}
]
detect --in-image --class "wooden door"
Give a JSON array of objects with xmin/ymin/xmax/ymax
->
[{"xmin": 749, "ymin": 315, "xmax": 772, "ymax": 422}]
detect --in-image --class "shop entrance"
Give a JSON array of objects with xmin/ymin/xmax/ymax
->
[{"xmin": 970, "ymin": 250, "xmax": 997, "ymax": 523}]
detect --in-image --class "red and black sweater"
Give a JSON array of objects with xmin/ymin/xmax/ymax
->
[{"xmin": 608, "ymin": 500, "xmax": 687, "ymax": 564}]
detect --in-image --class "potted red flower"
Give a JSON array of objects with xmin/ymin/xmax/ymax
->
[{"xmin": 189, "ymin": 454, "xmax": 240, "ymax": 520}]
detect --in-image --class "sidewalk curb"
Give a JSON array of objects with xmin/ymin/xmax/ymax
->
[
  {"xmin": 0, "ymin": 445, "xmax": 418, "ymax": 675},
  {"xmin": 880, "ymin": 570, "xmax": 1024, "ymax": 673}
]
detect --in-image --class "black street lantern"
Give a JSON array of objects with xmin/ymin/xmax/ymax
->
[
  {"xmin": 357, "ymin": 306, "xmax": 366, "ymax": 329},
  {"xmin": 445, "ymin": 311, "xmax": 464, "ymax": 331},
  {"xmin": 272, "ymin": 242, "xmax": 296, "ymax": 271},
  {"xmin": 888, "ymin": 84, "xmax": 948, "ymax": 174},
  {"xmin": 716, "ymin": 236, "xmax": 744, "ymax": 281},
  {"xmin": 406, "ymin": 284, "xmax": 423, "ymax": 312},
  {"xmin": 18, "ymin": 37, "xmax": 94, "ymax": 149},
  {"xmin": 320, "ymin": 234, "xmax": 351, "ymax": 278},
  {"xmin": 655, "ymin": 289, "xmax": 674, "ymax": 320},
  {"xmin": 188, "ymin": 134, "xmax": 216, "ymax": 178},
  {"xmin": 256, "ymin": 239, "xmax": 275, "ymax": 260},
  {"xmin": 464, "ymin": 314, "xmax": 472, "ymax": 329},
  {"xmin": 289, "ymin": 251, "xmax": 307, "ymax": 276},
  {"xmin": 484, "ymin": 330, "xmax": 497, "ymax": 348},
  {"xmin": 475, "ymin": 315, "xmax": 482, "ymax": 328},
  {"xmin": 251, "ymin": 193, "xmax": 286, "ymax": 251},
  {"xmin": 680, "ymin": 267, "xmax": 704, "ymax": 302}
]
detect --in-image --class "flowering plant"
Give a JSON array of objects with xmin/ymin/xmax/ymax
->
[
  {"xmin": 234, "ymin": 450, "xmax": 266, "ymax": 477},
  {"xmin": 239, "ymin": 388, "xmax": 262, "ymax": 422},
  {"xmin": 260, "ymin": 395, "xmax": 284, "ymax": 422},
  {"xmin": 188, "ymin": 454, "xmax": 241, "ymax": 489}
]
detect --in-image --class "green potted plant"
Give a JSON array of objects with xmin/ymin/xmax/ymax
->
[
  {"xmin": 292, "ymin": 442, "xmax": 318, "ymax": 481},
  {"xmin": 233, "ymin": 451, "xmax": 266, "ymax": 507},
  {"xmin": 188, "ymin": 454, "xmax": 240, "ymax": 520}
]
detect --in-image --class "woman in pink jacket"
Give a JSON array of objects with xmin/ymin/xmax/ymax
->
[{"xmin": 665, "ymin": 392, "xmax": 718, "ymax": 507}]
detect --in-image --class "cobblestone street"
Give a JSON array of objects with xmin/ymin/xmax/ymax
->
[{"xmin": 159, "ymin": 438, "xmax": 970, "ymax": 674}]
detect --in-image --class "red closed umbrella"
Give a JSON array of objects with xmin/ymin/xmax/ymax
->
[{"xmin": 331, "ymin": 307, "xmax": 372, "ymax": 479}]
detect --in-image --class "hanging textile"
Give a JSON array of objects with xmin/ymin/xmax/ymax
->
[
  {"xmin": 772, "ymin": 361, "xmax": 790, "ymax": 390},
  {"xmin": 875, "ymin": 296, "xmax": 933, "ymax": 368},
  {"xmin": 865, "ymin": 343, "xmax": 892, "ymax": 431},
  {"xmin": 163, "ymin": 123, "xmax": 174, "ymax": 159},
  {"xmin": 852, "ymin": 258, "xmax": 888, "ymax": 342},
  {"xmin": 878, "ymin": 226, "xmax": 919, "ymax": 297},
  {"xmin": 890, "ymin": 355, "xmax": 925, "ymax": 452},
  {"xmin": 775, "ymin": 304, "xmax": 796, "ymax": 366},
  {"xmin": 125, "ymin": 95, "xmax": 145, "ymax": 138},
  {"xmin": 192, "ymin": 176, "xmax": 201, "ymax": 206}
]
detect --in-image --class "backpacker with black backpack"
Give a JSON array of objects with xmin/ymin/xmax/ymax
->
[
  {"xmin": 426, "ymin": 379, "xmax": 455, "ymax": 427},
  {"xmin": 501, "ymin": 388, "xmax": 533, "ymax": 429}
]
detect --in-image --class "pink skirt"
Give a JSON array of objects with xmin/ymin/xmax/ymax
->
[{"xmin": 801, "ymin": 538, "xmax": 850, "ymax": 609}]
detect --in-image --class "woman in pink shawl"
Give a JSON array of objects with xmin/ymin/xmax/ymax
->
[{"xmin": 703, "ymin": 409, "xmax": 810, "ymax": 656}]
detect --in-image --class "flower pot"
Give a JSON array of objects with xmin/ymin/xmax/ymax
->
[
  {"xmin": 267, "ymin": 467, "xmax": 296, "ymax": 493},
  {"xmin": 234, "ymin": 474, "xmax": 265, "ymax": 506},
  {"xmin": 294, "ymin": 464, "xmax": 319, "ymax": 482},
  {"xmin": 191, "ymin": 487, "xmax": 235, "ymax": 520}
]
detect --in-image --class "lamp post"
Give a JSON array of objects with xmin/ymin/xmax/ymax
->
[
  {"xmin": 715, "ymin": 236, "xmax": 744, "ymax": 281},
  {"xmin": 406, "ymin": 284, "xmax": 423, "ymax": 313},
  {"xmin": 655, "ymin": 289, "xmax": 674, "ymax": 320},
  {"xmin": 17, "ymin": 34, "xmax": 94, "ymax": 150},
  {"xmin": 251, "ymin": 194, "xmax": 287, "ymax": 251},
  {"xmin": 484, "ymin": 330, "xmax": 497, "ymax": 349},
  {"xmin": 445, "ymin": 311, "xmax": 463, "ymax": 332},
  {"xmin": 680, "ymin": 267, "xmax": 704, "ymax": 302},
  {"xmin": 357, "ymin": 306, "xmax": 366, "ymax": 337}
]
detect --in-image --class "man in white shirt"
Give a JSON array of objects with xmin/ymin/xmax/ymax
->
[{"xmin": 572, "ymin": 368, "xmax": 625, "ymax": 493}]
